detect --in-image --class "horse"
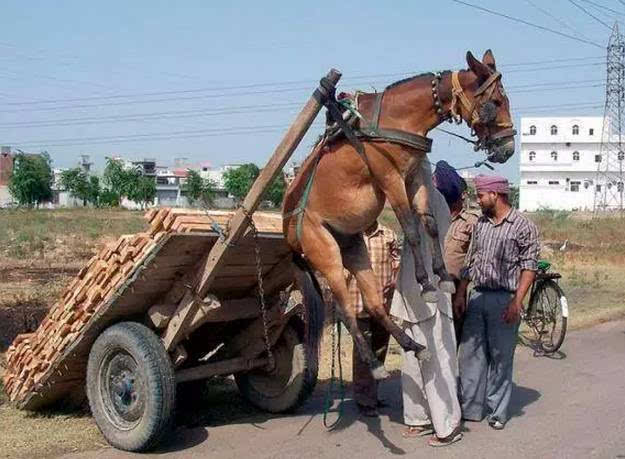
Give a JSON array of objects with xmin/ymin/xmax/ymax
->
[{"xmin": 283, "ymin": 50, "xmax": 515, "ymax": 379}]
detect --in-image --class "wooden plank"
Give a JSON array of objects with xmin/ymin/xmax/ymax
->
[{"xmin": 175, "ymin": 356, "xmax": 269, "ymax": 383}]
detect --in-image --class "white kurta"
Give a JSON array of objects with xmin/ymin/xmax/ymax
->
[{"xmin": 390, "ymin": 185, "xmax": 461, "ymax": 438}]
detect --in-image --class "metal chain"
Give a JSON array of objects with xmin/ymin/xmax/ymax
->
[
  {"xmin": 323, "ymin": 301, "xmax": 344, "ymax": 430},
  {"xmin": 242, "ymin": 207, "xmax": 275, "ymax": 371}
]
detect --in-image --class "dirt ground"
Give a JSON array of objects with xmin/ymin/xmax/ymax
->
[{"xmin": 0, "ymin": 208, "xmax": 624, "ymax": 458}]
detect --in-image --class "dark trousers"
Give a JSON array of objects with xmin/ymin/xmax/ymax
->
[
  {"xmin": 458, "ymin": 289, "xmax": 519, "ymax": 424},
  {"xmin": 352, "ymin": 316, "xmax": 390, "ymax": 408}
]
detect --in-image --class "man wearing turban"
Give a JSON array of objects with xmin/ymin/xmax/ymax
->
[
  {"xmin": 432, "ymin": 161, "xmax": 479, "ymax": 344},
  {"xmin": 453, "ymin": 174, "xmax": 540, "ymax": 430}
]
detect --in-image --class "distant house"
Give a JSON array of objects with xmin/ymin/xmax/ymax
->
[{"xmin": 0, "ymin": 146, "xmax": 14, "ymax": 207}]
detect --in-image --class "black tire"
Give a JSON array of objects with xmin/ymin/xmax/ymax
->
[
  {"xmin": 529, "ymin": 280, "xmax": 568, "ymax": 353},
  {"xmin": 235, "ymin": 324, "xmax": 315, "ymax": 413},
  {"xmin": 86, "ymin": 322, "xmax": 176, "ymax": 452}
]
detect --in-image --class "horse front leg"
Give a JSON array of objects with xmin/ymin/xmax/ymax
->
[
  {"xmin": 343, "ymin": 237, "xmax": 431, "ymax": 361},
  {"xmin": 384, "ymin": 184, "xmax": 438, "ymax": 303},
  {"xmin": 412, "ymin": 174, "xmax": 455, "ymax": 295}
]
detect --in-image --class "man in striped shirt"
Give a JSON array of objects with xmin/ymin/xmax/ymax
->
[{"xmin": 453, "ymin": 174, "xmax": 540, "ymax": 430}]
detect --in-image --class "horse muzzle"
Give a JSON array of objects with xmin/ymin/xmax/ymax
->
[{"xmin": 484, "ymin": 129, "xmax": 516, "ymax": 164}]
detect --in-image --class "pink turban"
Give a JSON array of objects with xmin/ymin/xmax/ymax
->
[{"xmin": 474, "ymin": 174, "xmax": 509, "ymax": 194}]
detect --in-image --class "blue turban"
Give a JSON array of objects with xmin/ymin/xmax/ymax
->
[{"xmin": 432, "ymin": 160, "xmax": 466, "ymax": 206}]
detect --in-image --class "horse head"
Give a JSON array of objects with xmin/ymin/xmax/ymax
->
[{"xmin": 456, "ymin": 50, "xmax": 516, "ymax": 163}]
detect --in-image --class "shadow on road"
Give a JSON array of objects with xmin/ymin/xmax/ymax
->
[
  {"xmin": 508, "ymin": 383, "xmax": 541, "ymax": 420},
  {"xmin": 164, "ymin": 372, "xmax": 408, "ymax": 455}
]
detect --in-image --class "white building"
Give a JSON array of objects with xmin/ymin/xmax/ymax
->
[{"xmin": 519, "ymin": 116, "xmax": 621, "ymax": 211}]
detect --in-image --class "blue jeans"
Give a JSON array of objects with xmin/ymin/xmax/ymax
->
[{"xmin": 458, "ymin": 289, "xmax": 519, "ymax": 424}]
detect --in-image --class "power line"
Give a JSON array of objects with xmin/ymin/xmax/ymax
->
[
  {"xmin": 0, "ymin": 79, "xmax": 606, "ymax": 131},
  {"xmin": 567, "ymin": 0, "xmax": 612, "ymax": 30},
  {"xmin": 577, "ymin": 0, "xmax": 625, "ymax": 19},
  {"xmin": 450, "ymin": 0, "xmax": 604, "ymax": 48},
  {"xmin": 523, "ymin": 0, "xmax": 597, "ymax": 43},
  {"xmin": 2, "ymin": 56, "xmax": 602, "ymax": 107},
  {"xmin": 0, "ymin": 61, "xmax": 605, "ymax": 114},
  {"xmin": 7, "ymin": 101, "xmax": 605, "ymax": 148}
]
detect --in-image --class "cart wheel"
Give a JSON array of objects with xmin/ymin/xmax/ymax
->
[
  {"xmin": 86, "ymin": 322, "xmax": 176, "ymax": 452},
  {"xmin": 235, "ymin": 323, "xmax": 315, "ymax": 413}
]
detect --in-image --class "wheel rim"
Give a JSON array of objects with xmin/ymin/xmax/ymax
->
[
  {"xmin": 534, "ymin": 285, "xmax": 565, "ymax": 352},
  {"xmin": 99, "ymin": 349, "xmax": 145, "ymax": 430},
  {"xmin": 246, "ymin": 329, "xmax": 297, "ymax": 398}
]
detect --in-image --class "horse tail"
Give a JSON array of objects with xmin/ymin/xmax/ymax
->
[{"xmin": 292, "ymin": 253, "xmax": 325, "ymax": 381}]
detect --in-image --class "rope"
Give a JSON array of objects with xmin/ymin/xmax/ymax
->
[{"xmin": 322, "ymin": 302, "xmax": 345, "ymax": 430}]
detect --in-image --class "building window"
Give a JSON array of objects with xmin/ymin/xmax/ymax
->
[
  {"xmin": 619, "ymin": 151, "xmax": 624, "ymax": 161},
  {"xmin": 618, "ymin": 182, "xmax": 624, "ymax": 192},
  {"xmin": 570, "ymin": 181, "xmax": 581, "ymax": 192},
  {"xmin": 527, "ymin": 180, "xmax": 538, "ymax": 185},
  {"xmin": 549, "ymin": 180, "xmax": 560, "ymax": 185},
  {"xmin": 572, "ymin": 125, "xmax": 579, "ymax": 135},
  {"xmin": 551, "ymin": 125, "xmax": 558, "ymax": 135},
  {"xmin": 529, "ymin": 125, "xmax": 536, "ymax": 135},
  {"xmin": 595, "ymin": 154, "xmax": 602, "ymax": 163},
  {"xmin": 529, "ymin": 151, "xmax": 536, "ymax": 161},
  {"xmin": 551, "ymin": 151, "xmax": 558, "ymax": 161},
  {"xmin": 596, "ymin": 184, "xmax": 602, "ymax": 192},
  {"xmin": 589, "ymin": 128, "xmax": 594, "ymax": 135},
  {"xmin": 573, "ymin": 151, "xmax": 580, "ymax": 161}
]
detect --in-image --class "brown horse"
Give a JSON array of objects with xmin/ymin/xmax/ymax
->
[{"xmin": 284, "ymin": 50, "xmax": 515, "ymax": 378}]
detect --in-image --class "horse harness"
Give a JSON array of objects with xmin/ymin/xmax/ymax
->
[
  {"xmin": 287, "ymin": 71, "xmax": 514, "ymax": 241},
  {"xmin": 431, "ymin": 70, "xmax": 516, "ymax": 151}
]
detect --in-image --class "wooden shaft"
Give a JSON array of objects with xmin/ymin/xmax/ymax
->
[{"xmin": 161, "ymin": 69, "xmax": 341, "ymax": 351}]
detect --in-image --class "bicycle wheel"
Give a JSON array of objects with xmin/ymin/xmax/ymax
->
[{"xmin": 528, "ymin": 279, "xmax": 568, "ymax": 353}]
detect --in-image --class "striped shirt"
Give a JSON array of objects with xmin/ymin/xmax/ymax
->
[
  {"xmin": 346, "ymin": 224, "xmax": 401, "ymax": 318},
  {"xmin": 462, "ymin": 208, "xmax": 540, "ymax": 292}
]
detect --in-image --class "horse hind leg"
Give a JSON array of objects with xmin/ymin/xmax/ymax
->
[
  {"xmin": 299, "ymin": 217, "xmax": 389, "ymax": 379},
  {"xmin": 342, "ymin": 236, "xmax": 431, "ymax": 362}
]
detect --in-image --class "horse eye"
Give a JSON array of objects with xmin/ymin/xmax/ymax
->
[{"xmin": 493, "ymin": 100, "xmax": 502, "ymax": 107}]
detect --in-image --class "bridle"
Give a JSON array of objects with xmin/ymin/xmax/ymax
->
[{"xmin": 431, "ymin": 70, "xmax": 516, "ymax": 152}]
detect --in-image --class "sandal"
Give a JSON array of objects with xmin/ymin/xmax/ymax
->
[
  {"xmin": 428, "ymin": 427, "xmax": 463, "ymax": 447},
  {"xmin": 401, "ymin": 424, "xmax": 434, "ymax": 438}
]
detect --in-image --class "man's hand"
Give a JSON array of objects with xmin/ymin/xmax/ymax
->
[
  {"xmin": 502, "ymin": 299, "xmax": 523, "ymax": 324},
  {"xmin": 453, "ymin": 293, "xmax": 467, "ymax": 319}
]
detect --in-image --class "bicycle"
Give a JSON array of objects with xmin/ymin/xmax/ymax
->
[{"xmin": 520, "ymin": 260, "xmax": 569, "ymax": 354}]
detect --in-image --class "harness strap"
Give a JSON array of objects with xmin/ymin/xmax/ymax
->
[
  {"xmin": 355, "ymin": 127, "xmax": 433, "ymax": 152},
  {"xmin": 283, "ymin": 151, "xmax": 323, "ymax": 241}
]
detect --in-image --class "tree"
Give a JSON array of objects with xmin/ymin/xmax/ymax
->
[
  {"xmin": 60, "ymin": 168, "xmax": 90, "ymax": 206},
  {"xmin": 103, "ymin": 158, "xmax": 138, "ymax": 201},
  {"xmin": 87, "ymin": 176, "xmax": 101, "ymax": 206},
  {"xmin": 509, "ymin": 185, "xmax": 520, "ymax": 209},
  {"xmin": 128, "ymin": 175, "xmax": 156, "ymax": 209},
  {"xmin": 264, "ymin": 173, "xmax": 286, "ymax": 207},
  {"xmin": 223, "ymin": 163, "xmax": 259, "ymax": 202},
  {"xmin": 8, "ymin": 152, "xmax": 53, "ymax": 207},
  {"xmin": 182, "ymin": 169, "xmax": 217, "ymax": 208}
]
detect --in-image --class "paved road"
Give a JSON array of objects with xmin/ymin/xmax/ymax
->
[{"xmin": 64, "ymin": 320, "xmax": 625, "ymax": 459}]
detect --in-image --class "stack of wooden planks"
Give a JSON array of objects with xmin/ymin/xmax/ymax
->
[{"xmin": 2, "ymin": 208, "xmax": 283, "ymax": 404}]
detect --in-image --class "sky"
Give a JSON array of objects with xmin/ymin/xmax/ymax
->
[{"xmin": 1, "ymin": 0, "xmax": 619, "ymax": 183}]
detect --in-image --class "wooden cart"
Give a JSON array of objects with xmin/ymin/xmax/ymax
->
[{"xmin": 3, "ymin": 69, "xmax": 341, "ymax": 452}]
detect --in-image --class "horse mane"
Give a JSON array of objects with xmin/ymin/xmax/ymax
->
[{"xmin": 385, "ymin": 70, "xmax": 451, "ymax": 90}]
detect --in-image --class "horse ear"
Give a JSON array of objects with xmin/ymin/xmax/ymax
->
[
  {"xmin": 466, "ymin": 50, "xmax": 491, "ymax": 81},
  {"xmin": 482, "ymin": 49, "xmax": 496, "ymax": 71}
]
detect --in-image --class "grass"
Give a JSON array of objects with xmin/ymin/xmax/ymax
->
[{"xmin": 0, "ymin": 207, "xmax": 624, "ymax": 457}]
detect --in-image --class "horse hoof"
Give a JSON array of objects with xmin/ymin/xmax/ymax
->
[
  {"xmin": 421, "ymin": 289, "xmax": 438, "ymax": 303},
  {"xmin": 440, "ymin": 281, "xmax": 456, "ymax": 294},
  {"xmin": 371, "ymin": 363, "xmax": 389, "ymax": 380},
  {"xmin": 416, "ymin": 349, "xmax": 431, "ymax": 361}
]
